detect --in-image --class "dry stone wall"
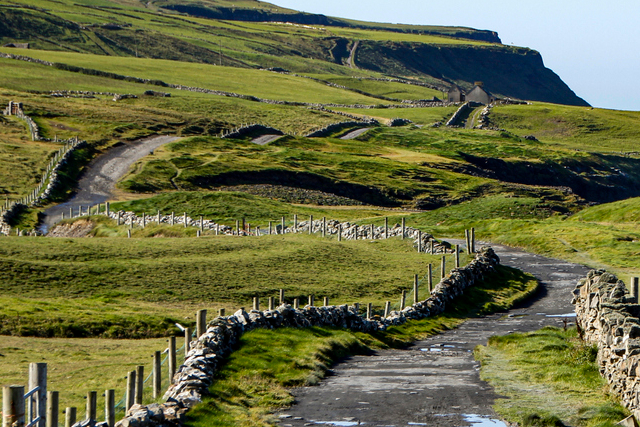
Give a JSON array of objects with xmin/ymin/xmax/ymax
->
[
  {"xmin": 112, "ymin": 247, "xmax": 500, "ymax": 427},
  {"xmin": 573, "ymin": 270, "xmax": 640, "ymax": 419}
]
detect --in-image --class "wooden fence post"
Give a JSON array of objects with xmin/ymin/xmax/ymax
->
[
  {"xmin": 268, "ymin": 221, "xmax": 272, "ymax": 235},
  {"xmin": 169, "ymin": 337, "xmax": 176, "ymax": 385},
  {"xmin": 64, "ymin": 408, "xmax": 75, "ymax": 427},
  {"xmin": 308, "ymin": 295, "xmax": 314, "ymax": 307},
  {"xmin": 366, "ymin": 303, "xmax": 372, "ymax": 320},
  {"xmin": 45, "ymin": 391, "xmax": 58, "ymax": 427},
  {"xmin": 400, "ymin": 290, "xmax": 406, "ymax": 310},
  {"xmin": 338, "ymin": 224, "xmax": 342, "ymax": 242},
  {"xmin": 200, "ymin": 216, "xmax": 204, "ymax": 234},
  {"xmin": 153, "ymin": 352, "xmax": 161, "ymax": 399},
  {"xmin": 309, "ymin": 215, "xmax": 313, "ymax": 234},
  {"xmin": 418, "ymin": 231, "xmax": 422, "ymax": 253},
  {"xmin": 86, "ymin": 391, "xmax": 97, "ymax": 421},
  {"xmin": 268, "ymin": 297, "xmax": 274, "ymax": 311},
  {"xmin": 125, "ymin": 372, "xmax": 135, "ymax": 412},
  {"xmin": 184, "ymin": 327, "xmax": 192, "ymax": 358},
  {"xmin": 3, "ymin": 385, "xmax": 25, "ymax": 427},
  {"xmin": 197, "ymin": 310, "xmax": 207, "ymax": 337},
  {"xmin": 322, "ymin": 217, "xmax": 326, "ymax": 237},
  {"xmin": 28, "ymin": 362, "xmax": 47, "ymax": 427},
  {"xmin": 354, "ymin": 303, "xmax": 360, "ymax": 315},
  {"xmin": 428, "ymin": 264, "xmax": 433, "ymax": 293},
  {"xmin": 293, "ymin": 298, "xmax": 300, "ymax": 309},
  {"xmin": 196, "ymin": 230, "xmax": 201, "ymax": 238},
  {"xmin": 471, "ymin": 228, "xmax": 476, "ymax": 253},
  {"xmin": 465, "ymin": 229, "xmax": 471, "ymax": 254},
  {"xmin": 105, "ymin": 390, "xmax": 115, "ymax": 427},
  {"xmin": 135, "ymin": 366, "xmax": 144, "ymax": 405},
  {"xmin": 279, "ymin": 289, "xmax": 284, "ymax": 305},
  {"xmin": 293, "ymin": 214, "xmax": 298, "ymax": 232},
  {"xmin": 142, "ymin": 213, "xmax": 146, "ymax": 229},
  {"xmin": 414, "ymin": 274, "xmax": 419, "ymax": 304},
  {"xmin": 455, "ymin": 244, "xmax": 460, "ymax": 268},
  {"xmin": 281, "ymin": 216, "xmax": 285, "ymax": 235},
  {"xmin": 384, "ymin": 217, "xmax": 388, "ymax": 239},
  {"xmin": 631, "ymin": 277, "xmax": 640, "ymax": 303},
  {"xmin": 401, "ymin": 218, "xmax": 406, "ymax": 240},
  {"xmin": 441, "ymin": 256, "xmax": 446, "ymax": 279},
  {"xmin": 170, "ymin": 212, "xmax": 174, "ymax": 226},
  {"xmin": 355, "ymin": 225, "xmax": 358, "ymax": 240},
  {"xmin": 218, "ymin": 308, "xmax": 225, "ymax": 317},
  {"xmin": 430, "ymin": 240, "xmax": 434, "ymax": 254},
  {"xmin": 184, "ymin": 213, "xmax": 188, "ymax": 228},
  {"xmin": 384, "ymin": 301, "xmax": 391, "ymax": 318},
  {"xmin": 323, "ymin": 297, "xmax": 329, "ymax": 306},
  {"xmin": 253, "ymin": 297, "xmax": 260, "ymax": 311}
]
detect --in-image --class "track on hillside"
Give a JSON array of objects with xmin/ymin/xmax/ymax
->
[
  {"xmin": 278, "ymin": 242, "xmax": 589, "ymax": 426},
  {"xmin": 40, "ymin": 135, "xmax": 180, "ymax": 233}
]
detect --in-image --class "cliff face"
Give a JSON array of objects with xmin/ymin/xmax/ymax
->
[{"xmin": 355, "ymin": 42, "xmax": 590, "ymax": 106}]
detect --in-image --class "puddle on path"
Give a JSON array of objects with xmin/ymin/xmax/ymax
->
[
  {"xmin": 545, "ymin": 313, "xmax": 577, "ymax": 318},
  {"xmin": 309, "ymin": 422, "xmax": 361, "ymax": 426}
]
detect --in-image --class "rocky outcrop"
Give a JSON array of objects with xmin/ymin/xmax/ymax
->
[
  {"xmin": 113, "ymin": 247, "xmax": 500, "ymax": 427},
  {"xmin": 573, "ymin": 270, "xmax": 640, "ymax": 420}
]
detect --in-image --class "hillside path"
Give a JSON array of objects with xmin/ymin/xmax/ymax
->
[
  {"xmin": 347, "ymin": 40, "xmax": 359, "ymax": 69},
  {"xmin": 252, "ymin": 134, "xmax": 283, "ymax": 145},
  {"xmin": 40, "ymin": 135, "xmax": 179, "ymax": 233},
  {"xmin": 340, "ymin": 128, "xmax": 370, "ymax": 140},
  {"xmin": 278, "ymin": 242, "xmax": 589, "ymax": 427}
]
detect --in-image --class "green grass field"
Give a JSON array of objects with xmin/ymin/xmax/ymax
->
[
  {"xmin": 490, "ymin": 103, "xmax": 640, "ymax": 153},
  {"xmin": 0, "ymin": 227, "xmax": 471, "ymax": 338},
  {"xmin": 476, "ymin": 327, "xmax": 628, "ymax": 427}
]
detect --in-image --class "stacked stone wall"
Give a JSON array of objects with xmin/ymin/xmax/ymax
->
[
  {"xmin": 573, "ymin": 270, "xmax": 640, "ymax": 420},
  {"xmin": 113, "ymin": 247, "xmax": 500, "ymax": 427}
]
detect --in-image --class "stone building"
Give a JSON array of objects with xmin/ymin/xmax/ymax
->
[
  {"xmin": 465, "ymin": 83, "xmax": 495, "ymax": 105},
  {"xmin": 447, "ymin": 86, "xmax": 465, "ymax": 102},
  {"xmin": 448, "ymin": 82, "xmax": 496, "ymax": 105}
]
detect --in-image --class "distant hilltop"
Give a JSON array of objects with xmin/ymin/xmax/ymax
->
[{"xmin": 0, "ymin": 0, "xmax": 587, "ymax": 106}]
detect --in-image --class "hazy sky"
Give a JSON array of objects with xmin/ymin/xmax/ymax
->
[{"xmin": 272, "ymin": 0, "xmax": 640, "ymax": 111}]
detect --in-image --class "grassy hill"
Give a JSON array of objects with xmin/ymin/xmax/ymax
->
[{"xmin": 0, "ymin": 0, "xmax": 586, "ymax": 105}]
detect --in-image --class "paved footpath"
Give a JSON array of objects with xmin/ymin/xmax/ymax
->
[
  {"xmin": 278, "ymin": 243, "xmax": 590, "ymax": 427},
  {"xmin": 40, "ymin": 135, "xmax": 179, "ymax": 233}
]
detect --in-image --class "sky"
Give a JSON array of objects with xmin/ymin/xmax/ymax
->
[{"xmin": 271, "ymin": 0, "xmax": 640, "ymax": 111}]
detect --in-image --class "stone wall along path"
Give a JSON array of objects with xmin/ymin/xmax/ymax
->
[{"xmin": 278, "ymin": 242, "xmax": 591, "ymax": 427}]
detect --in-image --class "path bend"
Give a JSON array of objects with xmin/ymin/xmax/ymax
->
[
  {"xmin": 40, "ymin": 135, "xmax": 180, "ymax": 233},
  {"xmin": 279, "ymin": 242, "xmax": 589, "ymax": 426}
]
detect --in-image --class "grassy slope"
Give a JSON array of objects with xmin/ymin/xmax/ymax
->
[
  {"xmin": 491, "ymin": 103, "xmax": 640, "ymax": 153},
  {"xmin": 116, "ymin": 132, "xmax": 581, "ymax": 209},
  {"xmin": 476, "ymin": 327, "xmax": 628, "ymax": 427},
  {"xmin": 409, "ymin": 195, "xmax": 640, "ymax": 278},
  {"xmin": 0, "ymin": 48, "xmax": 388, "ymax": 105},
  {"xmin": 187, "ymin": 265, "xmax": 539, "ymax": 427},
  {"xmin": 0, "ymin": 227, "xmax": 472, "ymax": 337}
]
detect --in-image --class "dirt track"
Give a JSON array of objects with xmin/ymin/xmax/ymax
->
[
  {"xmin": 40, "ymin": 135, "xmax": 179, "ymax": 233},
  {"xmin": 278, "ymin": 242, "xmax": 589, "ymax": 426}
]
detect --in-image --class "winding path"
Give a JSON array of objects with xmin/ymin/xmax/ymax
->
[
  {"xmin": 40, "ymin": 135, "xmax": 179, "ymax": 233},
  {"xmin": 340, "ymin": 127, "xmax": 370, "ymax": 140},
  {"xmin": 278, "ymin": 242, "xmax": 589, "ymax": 426},
  {"xmin": 347, "ymin": 40, "xmax": 360, "ymax": 69}
]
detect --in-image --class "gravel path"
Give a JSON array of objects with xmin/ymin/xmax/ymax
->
[
  {"xmin": 40, "ymin": 135, "xmax": 179, "ymax": 233},
  {"xmin": 278, "ymin": 242, "xmax": 589, "ymax": 427},
  {"xmin": 340, "ymin": 128, "xmax": 370, "ymax": 140},
  {"xmin": 252, "ymin": 134, "xmax": 283, "ymax": 145}
]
